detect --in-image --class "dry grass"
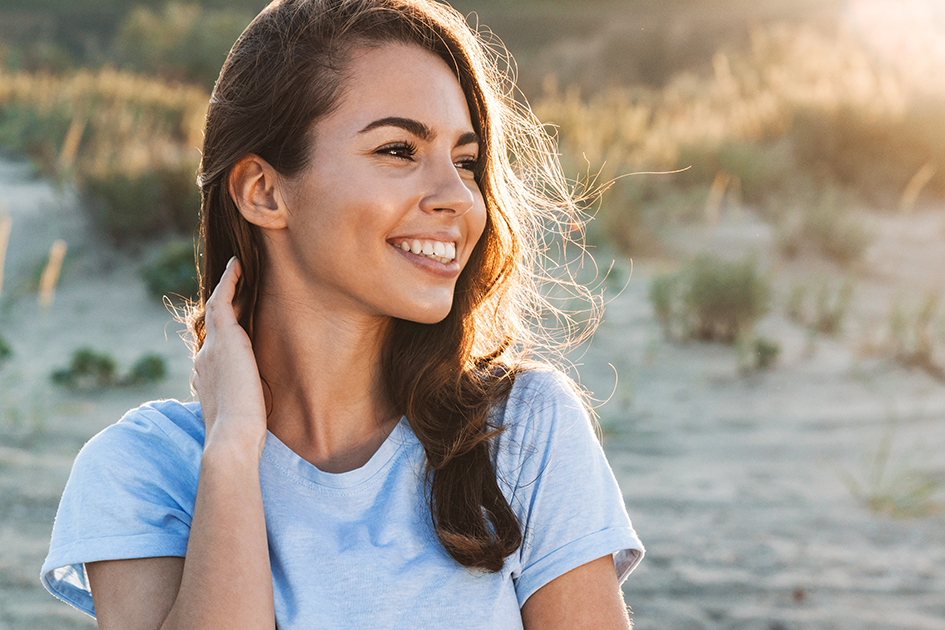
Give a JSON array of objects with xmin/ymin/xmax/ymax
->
[
  {"xmin": 0, "ymin": 67, "xmax": 207, "ymax": 240},
  {"xmin": 533, "ymin": 23, "xmax": 945, "ymax": 254}
]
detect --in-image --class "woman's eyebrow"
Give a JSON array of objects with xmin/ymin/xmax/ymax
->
[
  {"xmin": 360, "ymin": 117, "xmax": 432, "ymax": 141},
  {"xmin": 359, "ymin": 117, "xmax": 480, "ymax": 147}
]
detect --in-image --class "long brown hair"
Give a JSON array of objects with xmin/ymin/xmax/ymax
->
[{"xmin": 191, "ymin": 0, "xmax": 591, "ymax": 572}]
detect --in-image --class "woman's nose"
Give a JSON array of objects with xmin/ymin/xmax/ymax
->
[{"xmin": 418, "ymin": 158, "xmax": 476, "ymax": 215}]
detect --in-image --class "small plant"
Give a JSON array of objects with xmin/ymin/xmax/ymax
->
[
  {"xmin": 840, "ymin": 413, "xmax": 945, "ymax": 518},
  {"xmin": 684, "ymin": 254, "xmax": 771, "ymax": 343},
  {"xmin": 737, "ymin": 334, "xmax": 781, "ymax": 373},
  {"xmin": 0, "ymin": 333, "xmax": 11, "ymax": 363},
  {"xmin": 123, "ymin": 354, "xmax": 168, "ymax": 386},
  {"xmin": 753, "ymin": 337, "xmax": 780, "ymax": 370},
  {"xmin": 649, "ymin": 253, "xmax": 771, "ymax": 345},
  {"xmin": 648, "ymin": 272, "xmax": 681, "ymax": 339},
  {"xmin": 775, "ymin": 187, "xmax": 872, "ymax": 265},
  {"xmin": 82, "ymin": 162, "xmax": 200, "ymax": 243},
  {"xmin": 785, "ymin": 276, "xmax": 855, "ymax": 336},
  {"xmin": 142, "ymin": 240, "xmax": 200, "ymax": 302},
  {"xmin": 51, "ymin": 349, "xmax": 168, "ymax": 390},
  {"xmin": 51, "ymin": 348, "xmax": 117, "ymax": 389},
  {"xmin": 814, "ymin": 277, "xmax": 855, "ymax": 335},
  {"xmin": 889, "ymin": 291, "xmax": 944, "ymax": 380}
]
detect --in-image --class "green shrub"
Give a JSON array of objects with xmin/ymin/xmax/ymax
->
[
  {"xmin": 684, "ymin": 254, "xmax": 771, "ymax": 343},
  {"xmin": 737, "ymin": 334, "xmax": 781, "ymax": 373},
  {"xmin": 124, "ymin": 354, "xmax": 168, "ymax": 386},
  {"xmin": 0, "ymin": 333, "xmax": 12, "ymax": 363},
  {"xmin": 753, "ymin": 337, "xmax": 780, "ymax": 370},
  {"xmin": 113, "ymin": 3, "xmax": 254, "ymax": 88},
  {"xmin": 51, "ymin": 348, "xmax": 169, "ymax": 389},
  {"xmin": 51, "ymin": 348, "xmax": 117, "ymax": 389},
  {"xmin": 649, "ymin": 253, "xmax": 771, "ymax": 344},
  {"xmin": 142, "ymin": 240, "xmax": 200, "ymax": 302},
  {"xmin": 889, "ymin": 291, "xmax": 943, "ymax": 377},
  {"xmin": 775, "ymin": 186, "xmax": 872, "ymax": 265},
  {"xmin": 814, "ymin": 277, "xmax": 855, "ymax": 335},
  {"xmin": 589, "ymin": 176, "xmax": 659, "ymax": 255},
  {"xmin": 649, "ymin": 272, "xmax": 681, "ymax": 339},
  {"xmin": 82, "ymin": 161, "xmax": 199, "ymax": 243},
  {"xmin": 675, "ymin": 140, "xmax": 794, "ymax": 206}
]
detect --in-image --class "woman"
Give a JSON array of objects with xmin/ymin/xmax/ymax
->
[{"xmin": 41, "ymin": 0, "xmax": 644, "ymax": 627}]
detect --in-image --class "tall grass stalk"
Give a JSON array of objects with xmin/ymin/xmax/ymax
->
[
  {"xmin": 840, "ymin": 411, "xmax": 945, "ymax": 518},
  {"xmin": 38, "ymin": 239, "xmax": 66, "ymax": 309}
]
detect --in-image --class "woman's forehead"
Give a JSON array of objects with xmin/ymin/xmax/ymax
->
[{"xmin": 322, "ymin": 43, "xmax": 475, "ymax": 137}]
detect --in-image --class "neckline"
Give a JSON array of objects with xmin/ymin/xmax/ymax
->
[{"xmin": 262, "ymin": 417, "xmax": 410, "ymax": 490}]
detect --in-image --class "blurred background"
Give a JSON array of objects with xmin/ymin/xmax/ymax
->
[{"xmin": 1, "ymin": 1, "xmax": 945, "ymax": 628}]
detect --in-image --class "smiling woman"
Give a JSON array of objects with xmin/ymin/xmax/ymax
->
[{"xmin": 39, "ymin": 1, "xmax": 644, "ymax": 628}]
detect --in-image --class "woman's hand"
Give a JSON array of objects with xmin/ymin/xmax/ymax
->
[{"xmin": 192, "ymin": 257, "xmax": 268, "ymax": 458}]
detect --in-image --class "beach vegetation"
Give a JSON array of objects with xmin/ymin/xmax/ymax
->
[
  {"xmin": 124, "ymin": 354, "xmax": 168, "ymax": 386},
  {"xmin": 813, "ymin": 277, "xmax": 855, "ymax": 335},
  {"xmin": 649, "ymin": 253, "xmax": 771, "ymax": 345},
  {"xmin": 51, "ymin": 347, "xmax": 169, "ymax": 389},
  {"xmin": 51, "ymin": 347, "xmax": 117, "ymax": 389},
  {"xmin": 889, "ymin": 290, "xmax": 945, "ymax": 381},
  {"xmin": 0, "ymin": 332, "xmax": 11, "ymax": 363},
  {"xmin": 0, "ymin": 66, "xmax": 206, "ymax": 241},
  {"xmin": 142, "ymin": 239, "xmax": 200, "ymax": 303},
  {"xmin": 841, "ymin": 412, "xmax": 945, "ymax": 518},
  {"xmin": 113, "ymin": 3, "xmax": 254, "ymax": 88}
]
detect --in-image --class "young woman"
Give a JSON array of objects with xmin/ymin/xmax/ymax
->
[{"xmin": 41, "ymin": 0, "xmax": 644, "ymax": 627}]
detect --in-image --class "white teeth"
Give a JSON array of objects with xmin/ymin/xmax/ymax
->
[{"xmin": 396, "ymin": 239, "xmax": 457, "ymax": 262}]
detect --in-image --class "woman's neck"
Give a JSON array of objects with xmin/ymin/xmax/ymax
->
[{"xmin": 251, "ymin": 289, "xmax": 398, "ymax": 473}]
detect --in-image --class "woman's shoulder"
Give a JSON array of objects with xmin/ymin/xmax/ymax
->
[
  {"xmin": 499, "ymin": 365, "xmax": 587, "ymax": 427},
  {"xmin": 75, "ymin": 399, "xmax": 205, "ymax": 474},
  {"xmin": 491, "ymin": 365, "xmax": 592, "ymax": 462}
]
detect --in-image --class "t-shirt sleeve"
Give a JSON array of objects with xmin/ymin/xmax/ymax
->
[
  {"xmin": 40, "ymin": 402, "xmax": 203, "ymax": 618},
  {"xmin": 499, "ymin": 370, "xmax": 644, "ymax": 607}
]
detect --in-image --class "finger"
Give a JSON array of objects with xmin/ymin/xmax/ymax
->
[
  {"xmin": 210, "ymin": 256, "xmax": 242, "ymax": 307},
  {"xmin": 205, "ymin": 257, "xmax": 241, "ymax": 333}
]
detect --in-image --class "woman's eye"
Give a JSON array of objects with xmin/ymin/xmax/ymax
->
[
  {"xmin": 455, "ymin": 156, "xmax": 480, "ymax": 173},
  {"xmin": 376, "ymin": 142, "xmax": 417, "ymax": 160}
]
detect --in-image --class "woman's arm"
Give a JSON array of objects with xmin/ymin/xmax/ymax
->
[
  {"xmin": 520, "ymin": 555, "xmax": 632, "ymax": 630},
  {"xmin": 88, "ymin": 258, "xmax": 275, "ymax": 630}
]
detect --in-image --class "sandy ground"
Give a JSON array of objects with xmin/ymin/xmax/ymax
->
[{"xmin": 1, "ymin": 158, "xmax": 944, "ymax": 629}]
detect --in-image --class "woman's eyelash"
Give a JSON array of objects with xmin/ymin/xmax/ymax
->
[
  {"xmin": 455, "ymin": 156, "xmax": 480, "ymax": 172},
  {"xmin": 376, "ymin": 141, "xmax": 417, "ymax": 159},
  {"xmin": 375, "ymin": 142, "xmax": 480, "ymax": 175}
]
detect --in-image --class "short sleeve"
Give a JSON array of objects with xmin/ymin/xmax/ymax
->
[
  {"xmin": 497, "ymin": 370, "xmax": 644, "ymax": 607},
  {"xmin": 40, "ymin": 401, "xmax": 204, "ymax": 618}
]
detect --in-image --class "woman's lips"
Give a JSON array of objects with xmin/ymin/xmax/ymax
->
[
  {"xmin": 390, "ymin": 241, "xmax": 461, "ymax": 278},
  {"xmin": 392, "ymin": 238, "xmax": 456, "ymax": 264}
]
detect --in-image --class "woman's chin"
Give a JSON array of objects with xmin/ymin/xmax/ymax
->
[{"xmin": 392, "ymin": 299, "xmax": 454, "ymax": 325}]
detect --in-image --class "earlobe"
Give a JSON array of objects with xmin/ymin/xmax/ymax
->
[{"xmin": 228, "ymin": 154, "xmax": 289, "ymax": 230}]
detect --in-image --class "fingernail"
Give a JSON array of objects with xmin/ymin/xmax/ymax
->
[{"xmin": 226, "ymin": 256, "xmax": 237, "ymax": 270}]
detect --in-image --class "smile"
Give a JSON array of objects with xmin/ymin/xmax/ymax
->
[{"xmin": 395, "ymin": 239, "xmax": 456, "ymax": 264}]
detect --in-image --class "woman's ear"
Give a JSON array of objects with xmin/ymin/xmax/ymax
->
[{"xmin": 228, "ymin": 154, "xmax": 289, "ymax": 229}]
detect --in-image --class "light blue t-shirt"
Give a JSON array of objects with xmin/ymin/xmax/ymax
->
[{"xmin": 42, "ymin": 369, "xmax": 644, "ymax": 628}]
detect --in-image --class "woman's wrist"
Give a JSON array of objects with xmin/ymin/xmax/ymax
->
[{"xmin": 203, "ymin": 421, "xmax": 267, "ymax": 465}]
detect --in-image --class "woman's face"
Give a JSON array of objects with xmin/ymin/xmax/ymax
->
[{"xmin": 278, "ymin": 43, "xmax": 487, "ymax": 325}]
